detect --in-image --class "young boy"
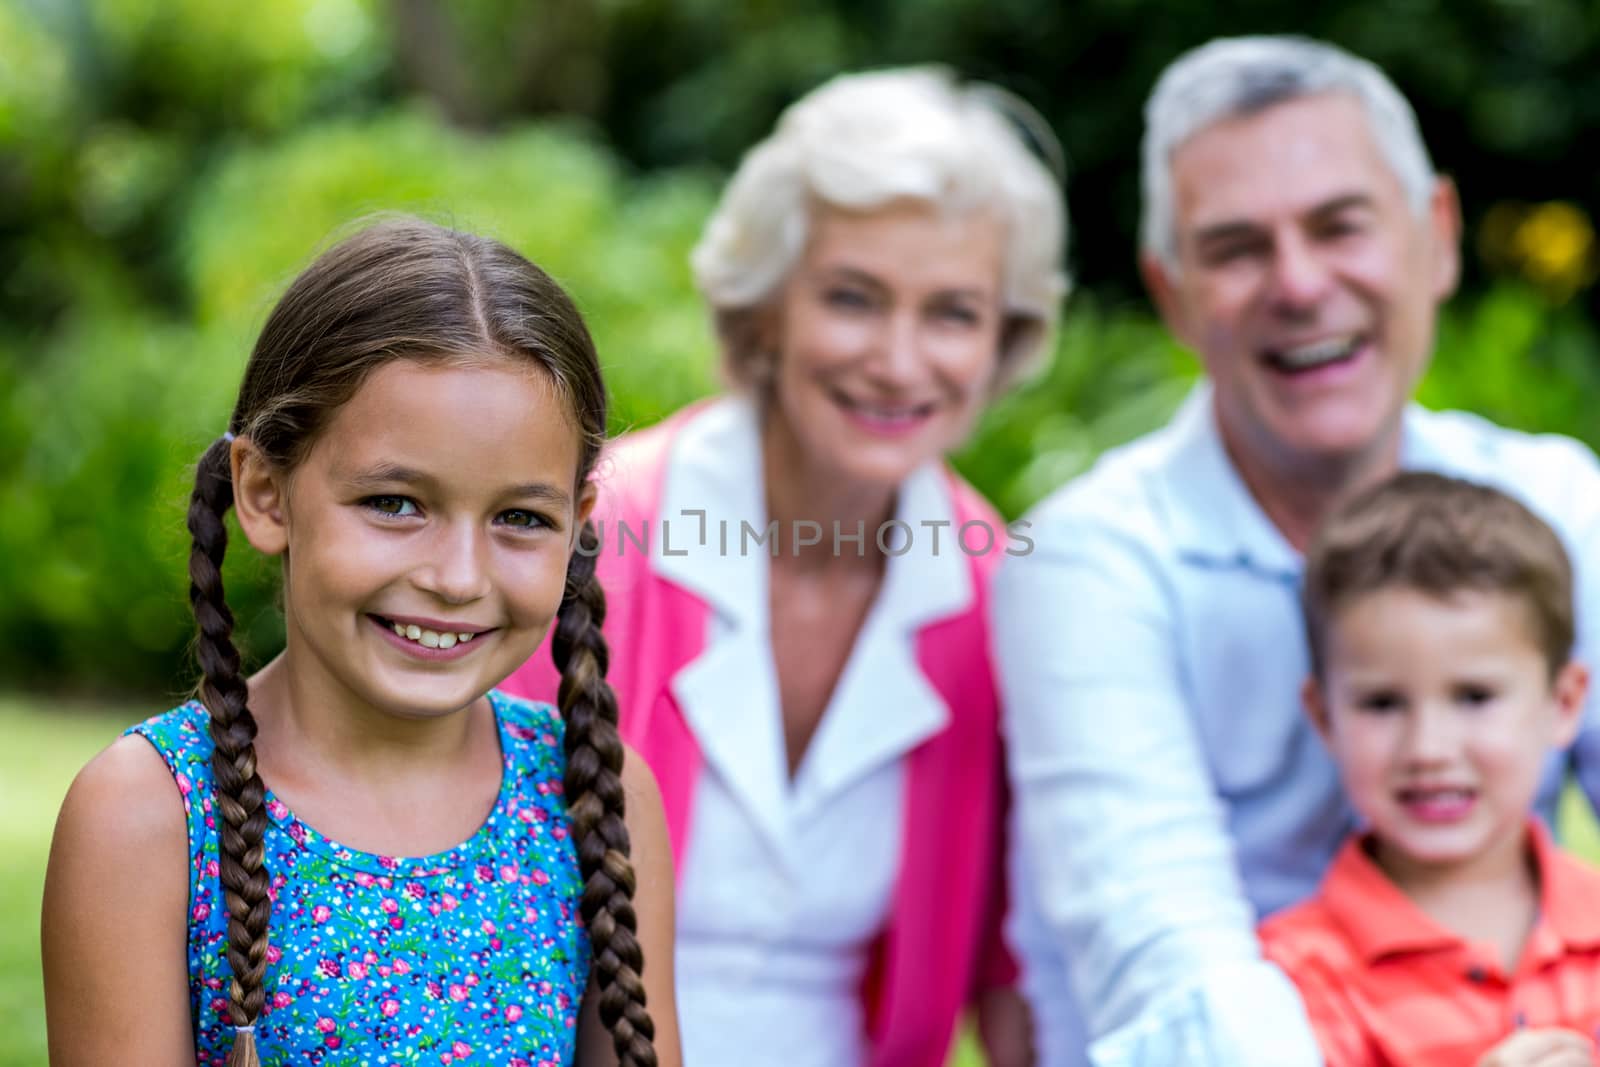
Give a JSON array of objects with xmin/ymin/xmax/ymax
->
[{"xmin": 1261, "ymin": 471, "xmax": 1600, "ymax": 1067}]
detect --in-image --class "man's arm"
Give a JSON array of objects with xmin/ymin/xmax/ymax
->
[
  {"xmin": 994, "ymin": 508, "xmax": 1321, "ymax": 1067},
  {"xmin": 1259, "ymin": 934, "xmax": 1377, "ymax": 1067},
  {"xmin": 1534, "ymin": 439, "xmax": 1600, "ymax": 818}
]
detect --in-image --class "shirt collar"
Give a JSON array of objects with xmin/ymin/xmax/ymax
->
[
  {"xmin": 1321, "ymin": 820, "xmax": 1600, "ymax": 966},
  {"xmin": 1319, "ymin": 835, "xmax": 1466, "ymax": 963},
  {"xmin": 658, "ymin": 395, "xmax": 963, "ymax": 841},
  {"xmin": 653, "ymin": 395, "xmax": 973, "ymax": 634},
  {"xmin": 653, "ymin": 396, "xmax": 769, "ymax": 627},
  {"xmin": 1528, "ymin": 819, "xmax": 1600, "ymax": 953},
  {"xmin": 875, "ymin": 460, "xmax": 975, "ymax": 632},
  {"xmin": 1154, "ymin": 382, "xmax": 1301, "ymax": 579},
  {"xmin": 1154, "ymin": 383, "xmax": 1462, "ymax": 580}
]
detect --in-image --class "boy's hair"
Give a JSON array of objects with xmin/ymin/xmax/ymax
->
[
  {"xmin": 1302, "ymin": 471, "xmax": 1574, "ymax": 679},
  {"xmin": 188, "ymin": 217, "xmax": 656, "ymax": 1067}
]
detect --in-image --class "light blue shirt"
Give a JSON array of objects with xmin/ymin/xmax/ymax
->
[{"xmin": 994, "ymin": 383, "xmax": 1600, "ymax": 1067}]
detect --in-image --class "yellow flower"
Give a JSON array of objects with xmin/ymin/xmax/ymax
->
[{"xmin": 1511, "ymin": 201, "xmax": 1596, "ymax": 302}]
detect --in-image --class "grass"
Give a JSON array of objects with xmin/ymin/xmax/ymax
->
[
  {"xmin": 0, "ymin": 695, "xmax": 141, "ymax": 1067},
  {"xmin": 2, "ymin": 695, "xmax": 1594, "ymax": 1067}
]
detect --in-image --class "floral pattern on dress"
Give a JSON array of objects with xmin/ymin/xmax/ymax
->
[{"xmin": 130, "ymin": 690, "xmax": 591, "ymax": 1067}]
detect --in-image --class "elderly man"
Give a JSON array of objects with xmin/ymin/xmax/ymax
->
[{"xmin": 997, "ymin": 35, "xmax": 1600, "ymax": 1066}]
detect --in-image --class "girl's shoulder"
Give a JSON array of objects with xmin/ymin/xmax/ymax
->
[
  {"xmin": 124, "ymin": 700, "xmax": 213, "ymax": 786},
  {"xmin": 127, "ymin": 699, "xmax": 210, "ymax": 745}
]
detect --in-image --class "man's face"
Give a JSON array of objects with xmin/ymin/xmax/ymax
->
[{"xmin": 1146, "ymin": 92, "xmax": 1460, "ymax": 475}]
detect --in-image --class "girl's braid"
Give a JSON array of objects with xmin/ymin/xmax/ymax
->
[
  {"xmin": 186, "ymin": 436, "xmax": 272, "ymax": 1067},
  {"xmin": 551, "ymin": 519, "xmax": 657, "ymax": 1067}
]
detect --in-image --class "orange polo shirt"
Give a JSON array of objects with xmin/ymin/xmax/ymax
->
[{"xmin": 1260, "ymin": 821, "xmax": 1600, "ymax": 1066}]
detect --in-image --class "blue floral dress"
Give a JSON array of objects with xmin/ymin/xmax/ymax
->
[{"xmin": 129, "ymin": 690, "xmax": 591, "ymax": 1067}]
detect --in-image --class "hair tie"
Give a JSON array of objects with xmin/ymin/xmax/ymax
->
[
  {"xmin": 222, "ymin": 431, "xmax": 236, "ymax": 444},
  {"xmin": 234, "ymin": 1025, "xmax": 255, "ymax": 1035}
]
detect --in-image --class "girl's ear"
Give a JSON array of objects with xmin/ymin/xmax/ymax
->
[
  {"xmin": 572, "ymin": 480, "xmax": 599, "ymax": 547},
  {"xmin": 231, "ymin": 437, "xmax": 290, "ymax": 557}
]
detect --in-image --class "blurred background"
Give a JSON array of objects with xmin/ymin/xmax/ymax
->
[{"xmin": 2, "ymin": 0, "xmax": 1599, "ymax": 1062}]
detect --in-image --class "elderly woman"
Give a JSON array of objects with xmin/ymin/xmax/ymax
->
[{"xmin": 506, "ymin": 67, "xmax": 1067, "ymax": 1067}]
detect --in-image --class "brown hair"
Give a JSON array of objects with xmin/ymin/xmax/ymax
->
[
  {"xmin": 186, "ymin": 217, "xmax": 656, "ymax": 1065},
  {"xmin": 1302, "ymin": 471, "xmax": 1574, "ymax": 680}
]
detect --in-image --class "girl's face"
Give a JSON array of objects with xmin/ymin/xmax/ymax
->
[
  {"xmin": 761, "ymin": 200, "xmax": 1008, "ymax": 493},
  {"xmin": 236, "ymin": 358, "xmax": 594, "ymax": 720}
]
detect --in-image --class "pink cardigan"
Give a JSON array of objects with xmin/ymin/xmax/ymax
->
[{"xmin": 503, "ymin": 405, "xmax": 1014, "ymax": 1066}]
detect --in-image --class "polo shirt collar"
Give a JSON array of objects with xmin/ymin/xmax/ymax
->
[
  {"xmin": 1321, "ymin": 820, "xmax": 1600, "ymax": 966},
  {"xmin": 1528, "ymin": 819, "xmax": 1600, "ymax": 953},
  {"xmin": 1320, "ymin": 834, "xmax": 1460, "ymax": 963}
]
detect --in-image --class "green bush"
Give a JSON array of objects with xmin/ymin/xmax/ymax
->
[
  {"xmin": 180, "ymin": 107, "xmax": 723, "ymax": 429},
  {"xmin": 956, "ymin": 299, "xmax": 1198, "ymax": 519},
  {"xmin": 1420, "ymin": 283, "xmax": 1600, "ymax": 453}
]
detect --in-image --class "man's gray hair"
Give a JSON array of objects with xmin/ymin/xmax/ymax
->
[{"xmin": 1141, "ymin": 36, "xmax": 1436, "ymax": 269}]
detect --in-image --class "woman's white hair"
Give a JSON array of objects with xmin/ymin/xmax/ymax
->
[
  {"xmin": 1142, "ymin": 35, "xmax": 1437, "ymax": 271},
  {"xmin": 691, "ymin": 66, "xmax": 1069, "ymax": 388}
]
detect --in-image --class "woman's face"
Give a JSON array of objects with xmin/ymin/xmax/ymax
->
[{"xmin": 761, "ymin": 199, "xmax": 1008, "ymax": 493}]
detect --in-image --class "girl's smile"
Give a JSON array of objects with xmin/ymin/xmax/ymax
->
[{"xmin": 369, "ymin": 613, "xmax": 495, "ymax": 659}]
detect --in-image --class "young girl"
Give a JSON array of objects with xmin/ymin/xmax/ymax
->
[{"xmin": 40, "ymin": 218, "xmax": 681, "ymax": 1067}]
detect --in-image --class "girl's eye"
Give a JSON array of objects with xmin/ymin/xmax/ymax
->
[
  {"xmin": 499, "ymin": 509, "xmax": 550, "ymax": 531},
  {"xmin": 1456, "ymin": 685, "xmax": 1495, "ymax": 707},
  {"xmin": 365, "ymin": 495, "xmax": 418, "ymax": 517}
]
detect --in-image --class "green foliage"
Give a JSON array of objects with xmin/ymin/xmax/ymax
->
[
  {"xmin": 1420, "ymin": 284, "xmax": 1600, "ymax": 454},
  {"xmin": 0, "ymin": 0, "xmax": 388, "ymax": 326},
  {"xmin": 0, "ymin": 1, "xmax": 73, "ymax": 149},
  {"xmin": 0, "ymin": 309, "xmax": 235, "ymax": 694},
  {"xmin": 956, "ymin": 299, "xmax": 1198, "ymax": 520},
  {"xmin": 86, "ymin": 0, "xmax": 382, "ymax": 131},
  {"xmin": 180, "ymin": 107, "xmax": 722, "ymax": 429}
]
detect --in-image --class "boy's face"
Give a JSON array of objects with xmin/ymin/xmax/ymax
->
[{"xmin": 1306, "ymin": 586, "xmax": 1587, "ymax": 883}]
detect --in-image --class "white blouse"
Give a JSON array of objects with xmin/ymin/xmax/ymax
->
[{"xmin": 656, "ymin": 398, "xmax": 971, "ymax": 1067}]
